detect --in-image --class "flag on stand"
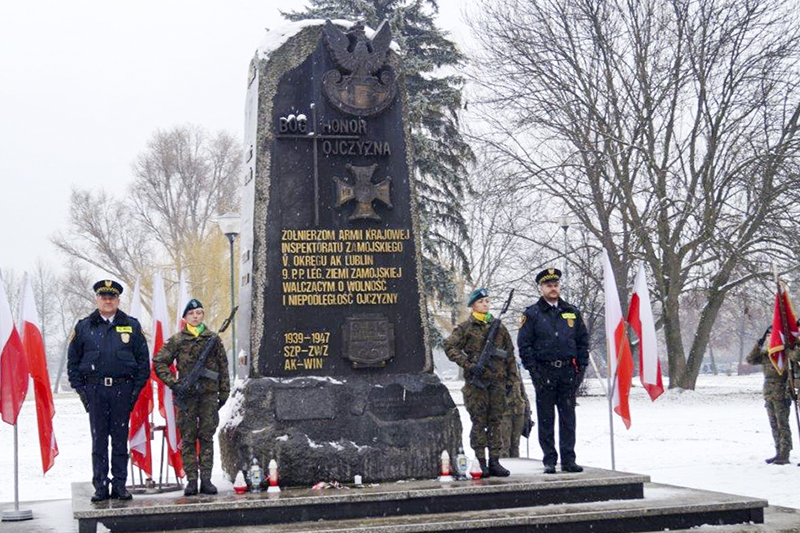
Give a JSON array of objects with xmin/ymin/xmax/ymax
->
[
  {"xmin": 603, "ymin": 250, "xmax": 634, "ymax": 429},
  {"xmin": 768, "ymin": 282, "xmax": 799, "ymax": 375},
  {"xmin": 19, "ymin": 274, "xmax": 58, "ymax": 473},
  {"xmin": 0, "ymin": 270, "xmax": 29, "ymax": 425},
  {"xmin": 153, "ymin": 273, "xmax": 184, "ymax": 478},
  {"xmin": 627, "ymin": 263, "xmax": 664, "ymax": 401},
  {"xmin": 127, "ymin": 278, "xmax": 153, "ymax": 477}
]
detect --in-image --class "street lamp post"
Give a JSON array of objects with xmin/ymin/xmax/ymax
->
[
  {"xmin": 216, "ymin": 212, "xmax": 241, "ymax": 379},
  {"xmin": 553, "ymin": 215, "xmax": 575, "ymax": 301}
]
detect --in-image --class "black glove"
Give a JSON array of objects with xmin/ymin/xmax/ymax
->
[
  {"xmin": 129, "ymin": 389, "xmax": 141, "ymax": 411},
  {"xmin": 469, "ymin": 364, "xmax": 485, "ymax": 378},
  {"xmin": 575, "ymin": 366, "xmax": 587, "ymax": 389},
  {"xmin": 77, "ymin": 389, "xmax": 90, "ymax": 413}
]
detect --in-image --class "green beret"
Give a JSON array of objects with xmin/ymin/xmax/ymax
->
[
  {"xmin": 467, "ymin": 288, "xmax": 489, "ymax": 307},
  {"xmin": 183, "ymin": 299, "xmax": 204, "ymax": 317}
]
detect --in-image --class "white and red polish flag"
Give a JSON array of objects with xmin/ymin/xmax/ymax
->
[
  {"xmin": 627, "ymin": 263, "xmax": 664, "ymax": 401},
  {"xmin": 19, "ymin": 274, "xmax": 58, "ymax": 473},
  {"xmin": 153, "ymin": 273, "xmax": 184, "ymax": 478},
  {"xmin": 603, "ymin": 250, "xmax": 634, "ymax": 429},
  {"xmin": 127, "ymin": 277, "xmax": 153, "ymax": 476},
  {"xmin": 0, "ymin": 270, "xmax": 28, "ymax": 426}
]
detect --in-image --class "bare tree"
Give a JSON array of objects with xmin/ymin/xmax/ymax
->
[
  {"xmin": 52, "ymin": 125, "xmax": 242, "ymax": 317},
  {"xmin": 469, "ymin": 0, "xmax": 800, "ymax": 389}
]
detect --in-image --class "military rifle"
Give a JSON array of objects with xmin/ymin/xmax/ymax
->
[
  {"xmin": 773, "ymin": 267, "xmax": 800, "ymax": 438},
  {"xmin": 174, "ymin": 306, "xmax": 238, "ymax": 409},
  {"xmin": 469, "ymin": 289, "xmax": 514, "ymax": 390}
]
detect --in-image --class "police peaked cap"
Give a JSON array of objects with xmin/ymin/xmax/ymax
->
[
  {"xmin": 467, "ymin": 288, "xmax": 489, "ymax": 307},
  {"xmin": 183, "ymin": 299, "xmax": 204, "ymax": 317},
  {"xmin": 536, "ymin": 268, "xmax": 562, "ymax": 284},
  {"xmin": 93, "ymin": 279, "xmax": 123, "ymax": 296}
]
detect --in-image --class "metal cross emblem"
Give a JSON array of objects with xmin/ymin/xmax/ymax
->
[{"xmin": 335, "ymin": 163, "xmax": 392, "ymax": 221}]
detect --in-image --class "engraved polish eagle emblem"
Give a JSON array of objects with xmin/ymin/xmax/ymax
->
[{"xmin": 322, "ymin": 20, "xmax": 397, "ymax": 116}]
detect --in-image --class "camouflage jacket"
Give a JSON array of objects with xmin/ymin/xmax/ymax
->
[
  {"xmin": 154, "ymin": 327, "xmax": 230, "ymax": 402},
  {"xmin": 505, "ymin": 380, "xmax": 530, "ymax": 415},
  {"xmin": 444, "ymin": 315, "xmax": 520, "ymax": 387},
  {"xmin": 746, "ymin": 341, "xmax": 791, "ymax": 401}
]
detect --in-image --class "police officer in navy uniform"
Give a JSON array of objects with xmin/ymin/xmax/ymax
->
[
  {"xmin": 67, "ymin": 280, "xmax": 150, "ymax": 502},
  {"xmin": 517, "ymin": 268, "xmax": 589, "ymax": 474}
]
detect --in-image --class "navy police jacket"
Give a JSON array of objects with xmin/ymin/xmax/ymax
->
[
  {"xmin": 67, "ymin": 309, "xmax": 150, "ymax": 392},
  {"xmin": 517, "ymin": 297, "xmax": 589, "ymax": 371}
]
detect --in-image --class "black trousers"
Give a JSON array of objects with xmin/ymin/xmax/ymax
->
[
  {"xmin": 529, "ymin": 364, "xmax": 577, "ymax": 467},
  {"xmin": 86, "ymin": 382, "xmax": 133, "ymax": 491}
]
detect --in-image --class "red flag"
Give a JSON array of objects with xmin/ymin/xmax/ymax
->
[
  {"xmin": 627, "ymin": 263, "xmax": 664, "ymax": 401},
  {"xmin": 603, "ymin": 250, "xmax": 633, "ymax": 429},
  {"xmin": 153, "ymin": 274, "xmax": 184, "ymax": 478},
  {"xmin": 0, "ymin": 271, "xmax": 29, "ymax": 425},
  {"xmin": 20, "ymin": 274, "xmax": 58, "ymax": 473},
  {"xmin": 127, "ymin": 278, "xmax": 153, "ymax": 476},
  {"xmin": 768, "ymin": 284, "xmax": 799, "ymax": 375}
]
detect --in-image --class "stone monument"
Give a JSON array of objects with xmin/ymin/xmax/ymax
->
[{"xmin": 219, "ymin": 19, "xmax": 462, "ymax": 486}]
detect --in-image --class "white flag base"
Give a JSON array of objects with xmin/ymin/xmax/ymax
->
[{"xmin": 2, "ymin": 509, "xmax": 33, "ymax": 522}]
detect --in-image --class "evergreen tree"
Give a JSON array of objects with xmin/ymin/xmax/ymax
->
[{"xmin": 283, "ymin": 0, "xmax": 474, "ymax": 343}]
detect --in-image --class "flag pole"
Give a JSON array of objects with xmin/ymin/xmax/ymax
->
[{"xmin": 2, "ymin": 424, "xmax": 33, "ymax": 522}]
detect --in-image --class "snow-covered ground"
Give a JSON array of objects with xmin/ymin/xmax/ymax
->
[{"xmin": 1, "ymin": 373, "xmax": 797, "ymax": 510}]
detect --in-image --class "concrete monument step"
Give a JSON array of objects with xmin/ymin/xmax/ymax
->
[
  {"xmin": 73, "ymin": 460, "xmax": 647, "ymax": 532},
  {"xmin": 180, "ymin": 483, "xmax": 768, "ymax": 532},
  {"xmin": 70, "ymin": 459, "xmax": 768, "ymax": 533}
]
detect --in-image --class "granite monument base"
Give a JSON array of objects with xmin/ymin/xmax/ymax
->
[{"xmin": 219, "ymin": 373, "xmax": 462, "ymax": 486}]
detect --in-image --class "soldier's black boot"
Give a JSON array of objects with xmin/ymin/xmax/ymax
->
[
  {"xmin": 765, "ymin": 455, "xmax": 778, "ymax": 464},
  {"xmin": 477, "ymin": 457, "xmax": 491, "ymax": 478},
  {"xmin": 91, "ymin": 486, "xmax": 109, "ymax": 502},
  {"xmin": 488, "ymin": 458, "xmax": 511, "ymax": 477},
  {"xmin": 110, "ymin": 485, "xmax": 133, "ymax": 500},
  {"xmin": 561, "ymin": 462, "xmax": 584, "ymax": 473},
  {"xmin": 543, "ymin": 464, "xmax": 556, "ymax": 474},
  {"xmin": 200, "ymin": 479, "xmax": 218, "ymax": 495},
  {"xmin": 184, "ymin": 479, "xmax": 198, "ymax": 496}
]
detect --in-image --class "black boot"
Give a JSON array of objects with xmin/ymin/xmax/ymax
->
[
  {"xmin": 477, "ymin": 457, "xmax": 491, "ymax": 478},
  {"xmin": 200, "ymin": 479, "xmax": 218, "ymax": 495},
  {"xmin": 110, "ymin": 486, "xmax": 133, "ymax": 500},
  {"xmin": 184, "ymin": 479, "xmax": 198, "ymax": 496},
  {"xmin": 561, "ymin": 462, "xmax": 584, "ymax": 473},
  {"xmin": 543, "ymin": 464, "xmax": 556, "ymax": 474},
  {"xmin": 765, "ymin": 455, "xmax": 778, "ymax": 464},
  {"xmin": 91, "ymin": 486, "xmax": 109, "ymax": 502},
  {"xmin": 488, "ymin": 458, "xmax": 510, "ymax": 477}
]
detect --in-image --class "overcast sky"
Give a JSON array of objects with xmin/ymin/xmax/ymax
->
[{"xmin": 0, "ymin": 0, "xmax": 467, "ymax": 276}]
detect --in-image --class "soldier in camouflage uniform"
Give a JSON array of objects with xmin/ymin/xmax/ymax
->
[
  {"xmin": 445, "ymin": 288, "xmax": 521, "ymax": 477},
  {"xmin": 500, "ymin": 380, "xmax": 531, "ymax": 458},
  {"xmin": 746, "ymin": 325, "xmax": 793, "ymax": 465},
  {"xmin": 154, "ymin": 299, "xmax": 230, "ymax": 495}
]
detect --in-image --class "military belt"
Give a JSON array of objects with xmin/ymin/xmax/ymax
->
[
  {"xmin": 543, "ymin": 359, "xmax": 572, "ymax": 368},
  {"xmin": 86, "ymin": 376, "xmax": 134, "ymax": 386}
]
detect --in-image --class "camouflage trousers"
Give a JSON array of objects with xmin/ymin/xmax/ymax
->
[
  {"xmin": 766, "ymin": 398, "xmax": 792, "ymax": 456},
  {"xmin": 463, "ymin": 383, "xmax": 506, "ymax": 459},
  {"xmin": 500, "ymin": 412, "xmax": 525, "ymax": 458},
  {"xmin": 177, "ymin": 392, "xmax": 220, "ymax": 481}
]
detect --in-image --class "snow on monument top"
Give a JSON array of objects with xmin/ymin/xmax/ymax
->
[{"xmin": 256, "ymin": 19, "xmax": 401, "ymax": 60}]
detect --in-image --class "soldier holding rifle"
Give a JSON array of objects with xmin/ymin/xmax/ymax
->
[
  {"xmin": 154, "ymin": 299, "xmax": 230, "ymax": 496},
  {"xmin": 445, "ymin": 288, "xmax": 520, "ymax": 478}
]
